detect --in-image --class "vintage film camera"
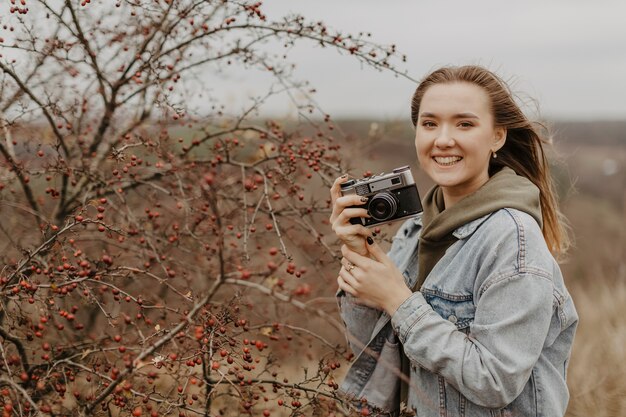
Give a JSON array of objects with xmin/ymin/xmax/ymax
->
[{"xmin": 340, "ymin": 166, "xmax": 423, "ymax": 227}]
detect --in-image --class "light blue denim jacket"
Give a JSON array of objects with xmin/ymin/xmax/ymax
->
[{"xmin": 338, "ymin": 208, "xmax": 578, "ymax": 417}]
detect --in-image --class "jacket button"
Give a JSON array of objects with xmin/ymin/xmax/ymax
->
[{"xmin": 448, "ymin": 315, "xmax": 458, "ymax": 324}]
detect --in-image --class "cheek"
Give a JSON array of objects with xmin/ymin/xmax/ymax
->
[{"xmin": 414, "ymin": 136, "xmax": 429, "ymax": 159}]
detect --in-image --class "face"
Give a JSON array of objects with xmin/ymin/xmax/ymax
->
[{"xmin": 414, "ymin": 82, "xmax": 506, "ymax": 207}]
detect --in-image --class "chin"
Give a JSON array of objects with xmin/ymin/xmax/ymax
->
[{"xmin": 427, "ymin": 169, "xmax": 466, "ymax": 187}]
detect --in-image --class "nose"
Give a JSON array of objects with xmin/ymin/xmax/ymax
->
[{"xmin": 434, "ymin": 126, "xmax": 455, "ymax": 148}]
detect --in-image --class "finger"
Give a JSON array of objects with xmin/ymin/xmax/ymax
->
[
  {"xmin": 340, "ymin": 257, "xmax": 351, "ymax": 270},
  {"xmin": 330, "ymin": 194, "xmax": 366, "ymax": 224},
  {"xmin": 334, "ymin": 195, "xmax": 368, "ymax": 211},
  {"xmin": 341, "ymin": 244, "xmax": 374, "ymax": 268},
  {"xmin": 340, "ymin": 258, "xmax": 361, "ymax": 278},
  {"xmin": 337, "ymin": 275, "xmax": 357, "ymax": 297},
  {"xmin": 340, "ymin": 257, "xmax": 355, "ymax": 269},
  {"xmin": 339, "ymin": 267, "xmax": 360, "ymax": 290},
  {"xmin": 337, "ymin": 207, "xmax": 370, "ymax": 221},
  {"xmin": 329, "ymin": 174, "xmax": 350, "ymax": 204},
  {"xmin": 365, "ymin": 237, "xmax": 390, "ymax": 265},
  {"xmin": 333, "ymin": 223, "xmax": 371, "ymax": 241}
]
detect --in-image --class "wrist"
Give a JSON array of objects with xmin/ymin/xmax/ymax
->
[{"xmin": 383, "ymin": 286, "xmax": 413, "ymax": 316}]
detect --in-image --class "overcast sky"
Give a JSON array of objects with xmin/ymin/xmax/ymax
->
[{"xmin": 214, "ymin": 0, "xmax": 626, "ymax": 121}]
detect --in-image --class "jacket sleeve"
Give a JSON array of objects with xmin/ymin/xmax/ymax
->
[
  {"xmin": 390, "ymin": 271, "xmax": 553, "ymax": 408},
  {"xmin": 337, "ymin": 293, "xmax": 382, "ymax": 355},
  {"xmin": 337, "ymin": 218, "xmax": 419, "ymax": 355}
]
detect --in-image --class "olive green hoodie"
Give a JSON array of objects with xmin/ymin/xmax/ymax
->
[{"xmin": 415, "ymin": 166, "xmax": 543, "ymax": 291}]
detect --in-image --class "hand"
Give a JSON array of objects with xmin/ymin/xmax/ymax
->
[
  {"xmin": 329, "ymin": 174, "xmax": 372, "ymax": 257},
  {"xmin": 337, "ymin": 239, "xmax": 413, "ymax": 316}
]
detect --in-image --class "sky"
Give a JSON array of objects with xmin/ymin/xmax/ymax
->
[{"xmin": 214, "ymin": 0, "xmax": 626, "ymax": 121}]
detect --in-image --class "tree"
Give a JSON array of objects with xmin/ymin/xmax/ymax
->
[{"xmin": 0, "ymin": 1, "xmax": 409, "ymax": 415}]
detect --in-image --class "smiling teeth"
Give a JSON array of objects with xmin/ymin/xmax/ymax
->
[{"xmin": 434, "ymin": 156, "xmax": 462, "ymax": 165}]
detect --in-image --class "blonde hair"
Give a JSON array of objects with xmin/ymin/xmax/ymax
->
[{"xmin": 411, "ymin": 65, "xmax": 570, "ymax": 255}]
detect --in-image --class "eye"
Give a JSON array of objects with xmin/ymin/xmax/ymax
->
[
  {"xmin": 458, "ymin": 121, "xmax": 474, "ymax": 128},
  {"xmin": 421, "ymin": 120, "xmax": 437, "ymax": 128}
]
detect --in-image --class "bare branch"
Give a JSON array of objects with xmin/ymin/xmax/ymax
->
[
  {"xmin": 0, "ymin": 326, "xmax": 31, "ymax": 375},
  {"xmin": 0, "ymin": 377, "xmax": 41, "ymax": 415},
  {"xmin": 0, "ymin": 61, "xmax": 70, "ymax": 157}
]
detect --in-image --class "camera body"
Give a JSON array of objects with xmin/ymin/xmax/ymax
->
[{"xmin": 340, "ymin": 166, "xmax": 423, "ymax": 227}]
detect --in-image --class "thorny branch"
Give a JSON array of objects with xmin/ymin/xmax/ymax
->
[{"xmin": 0, "ymin": 1, "xmax": 411, "ymax": 415}]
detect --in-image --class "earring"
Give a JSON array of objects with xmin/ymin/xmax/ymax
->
[{"xmin": 492, "ymin": 151, "xmax": 498, "ymax": 159}]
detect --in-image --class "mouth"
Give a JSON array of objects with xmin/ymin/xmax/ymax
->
[{"xmin": 433, "ymin": 156, "xmax": 463, "ymax": 166}]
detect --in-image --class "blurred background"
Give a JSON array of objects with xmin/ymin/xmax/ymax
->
[
  {"xmin": 210, "ymin": 0, "xmax": 626, "ymax": 121},
  {"xmin": 0, "ymin": 0, "xmax": 623, "ymax": 415},
  {"xmin": 208, "ymin": 1, "xmax": 626, "ymax": 415}
]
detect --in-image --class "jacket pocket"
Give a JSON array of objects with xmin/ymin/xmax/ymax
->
[
  {"xmin": 489, "ymin": 408, "xmax": 514, "ymax": 417},
  {"xmin": 421, "ymin": 289, "xmax": 475, "ymax": 331}
]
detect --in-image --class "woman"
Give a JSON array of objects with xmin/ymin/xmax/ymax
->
[{"xmin": 330, "ymin": 66, "xmax": 578, "ymax": 417}]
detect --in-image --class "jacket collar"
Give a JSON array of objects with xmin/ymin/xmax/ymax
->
[{"xmin": 411, "ymin": 212, "xmax": 492, "ymax": 240}]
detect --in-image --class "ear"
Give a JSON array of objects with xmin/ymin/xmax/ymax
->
[{"xmin": 493, "ymin": 126, "xmax": 507, "ymax": 152}]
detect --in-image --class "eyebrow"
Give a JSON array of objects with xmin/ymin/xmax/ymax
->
[{"xmin": 419, "ymin": 112, "xmax": 479, "ymax": 119}]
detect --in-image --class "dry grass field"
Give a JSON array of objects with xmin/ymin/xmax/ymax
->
[{"xmin": 557, "ymin": 144, "xmax": 626, "ymax": 417}]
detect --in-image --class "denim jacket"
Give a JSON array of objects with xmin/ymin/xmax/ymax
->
[{"xmin": 338, "ymin": 208, "xmax": 578, "ymax": 417}]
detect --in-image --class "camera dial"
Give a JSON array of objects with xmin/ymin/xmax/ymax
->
[{"xmin": 339, "ymin": 179, "xmax": 356, "ymax": 189}]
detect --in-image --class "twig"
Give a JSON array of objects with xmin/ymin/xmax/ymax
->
[
  {"xmin": 223, "ymin": 278, "xmax": 344, "ymax": 331},
  {"xmin": 0, "ymin": 377, "xmax": 41, "ymax": 416},
  {"xmin": 0, "ymin": 60, "xmax": 70, "ymax": 157},
  {"xmin": 2, "ymin": 221, "xmax": 76, "ymax": 289},
  {"xmin": 260, "ymin": 168, "xmax": 289, "ymax": 259}
]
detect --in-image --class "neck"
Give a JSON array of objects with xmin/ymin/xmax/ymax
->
[
  {"xmin": 442, "ymin": 192, "xmax": 455, "ymax": 209},
  {"xmin": 442, "ymin": 188, "xmax": 471, "ymax": 209},
  {"xmin": 441, "ymin": 173, "xmax": 490, "ymax": 209}
]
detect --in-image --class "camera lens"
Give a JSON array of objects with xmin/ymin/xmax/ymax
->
[{"xmin": 368, "ymin": 193, "xmax": 397, "ymax": 221}]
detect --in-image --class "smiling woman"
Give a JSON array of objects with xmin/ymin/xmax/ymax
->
[
  {"xmin": 330, "ymin": 65, "xmax": 578, "ymax": 417},
  {"xmin": 414, "ymin": 82, "xmax": 506, "ymax": 207},
  {"xmin": 410, "ymin": 66, "xmax": 569, "ymax": 254}
]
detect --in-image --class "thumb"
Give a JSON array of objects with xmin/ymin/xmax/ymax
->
[{"xmin": 366, "ymin": 236, "xmax": 388, "ymax": 264}]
